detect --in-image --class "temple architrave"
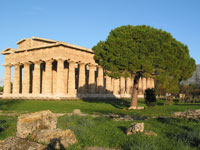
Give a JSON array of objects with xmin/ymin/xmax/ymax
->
[{"xmin": 1, "ymin": 37, "xmax": 154, "ymax": 99}]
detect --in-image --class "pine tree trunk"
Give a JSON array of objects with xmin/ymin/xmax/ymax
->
[{"xmin": 129, "ymin": 74, "xmax": 140, "ymax": 109}]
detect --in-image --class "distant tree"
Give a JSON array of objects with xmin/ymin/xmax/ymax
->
[
  {"xmin": 194, "ymin": 71, "xmax": 200, "ymax": 88},
  {"xmin": 0, "ymin": 86, "xmax": 3, "ymax": 92},
  {"xmin": 93, "ymin": 25, "xmax": 196, "ymax": 108}
]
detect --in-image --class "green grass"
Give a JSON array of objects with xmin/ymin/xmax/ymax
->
[
  {"xmin": 0, "ymin": 98, "xmax": 200, "ymax": 149},
  {"xmin": 0, "ymin": 98, "xmax": 199, "ymax": 117},
  {"xmin": 58, "ymin": 115, "xmax": 200, "ymax": 150},
  {"xmin": 0, "ymin": 116, "xmax": 17, "ymax": 140}
]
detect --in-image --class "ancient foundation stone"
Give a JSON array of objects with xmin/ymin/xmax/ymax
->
[
  {"xmin": 128, "ymin": 106, "xmax": 144, "ymax": 110},
  {"xmin": 173, "ymin": 109, "xmax": 200, "ymax": 120},
  {"xmin": 17, "ymin": 110, "xmax": 57, "ymax": 138},
  {"xmin": 127, "ymin": 123, "xmax": 144, "ymax": 135},
  {"xmin": 0, "ymin": 137, "xmax": 45, "ymax": 150},
  {"xmin": 35, "ymin": 128, "xmax": 77, "ymax": 148}
]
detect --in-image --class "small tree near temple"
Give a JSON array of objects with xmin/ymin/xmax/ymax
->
[{"xmin": 92, "ymin": 25, "xmax": 196, "ymax": 109}]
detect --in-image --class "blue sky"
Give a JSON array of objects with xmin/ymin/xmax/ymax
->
[{"xmin": 0, "ymin": 0, "xmax": 200, "ymax": 85}]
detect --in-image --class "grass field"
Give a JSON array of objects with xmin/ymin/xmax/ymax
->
[{"xmin": 0, "ymin": 98, "xmax": 200, "ymax": 149}]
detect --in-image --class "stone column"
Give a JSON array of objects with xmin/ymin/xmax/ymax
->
[
  {"xmin": 120, "ymin": 77, "xmax": 125, "ymax": 96},
  {"xmin": 78, "ymin": 62, "xmax": 85, "ymax": 93},
  {"xmin": 41, "ymin": 63, "xmax": 45, "ymax": 94},
  {"xmin": 105, "ymin": 76, "xmax": 112, "ymax": 93},
  {"xmin": 44, "ymin": 60, "xmax": 53, "ymax": 94},
  {"xmin": 68, "ymin": 60, "xmax": 75, "ymax": 95},
  {"xmin": 126, "ymin": 77, "xmax": 133, "ymax": 95},
  {"xmin": 13, "ymin": 63, "xmax": 20, "ymax": 94},
  {"xmin": 56, "ymin": 58, "xmax": 65, "ymax": 94},
  {"xmin": 138, "ymin": 77, "xmax": 143, "ymax": 94},
  {"xmin": 146, "ymin": 77, "xmax": 151, "ymax": 89},
  {"xmin": 113, "ymin": 78, "xmax": 120, "ymax": 95},
  {"xmin": 142, "ymin": 77, "xmax": 147, "ymax": 93},
  {"xmin": 22, "ymin": 62, "xmax": 31, "ymax": 94},
  {"xmin": 151, "ymin": 78, "xmax": 155, "ymax": 89},
  {"xmin": 88, "ymin": 64, "xmax": 96, "ymax": 93},
  {"xmin": 32, "ymin": 61, "xmax": 41, "ymax": 94},
  {"xmin": 64, "ymin": 61, "xmax": 68, "ymax": 94},
  {"xmin": 3, "ymin": 64, "xmax": 11, "ymax": 94},
  {"xmin": 97, "ymin": 66, "xmax": 104, "ymax": 93}
]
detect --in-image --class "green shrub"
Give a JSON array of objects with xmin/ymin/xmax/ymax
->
[{"xmin": 145, "ymin": 88, "xmax": 157, "ymax": 107}]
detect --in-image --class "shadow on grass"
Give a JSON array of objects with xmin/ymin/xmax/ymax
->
[
  {"xmin": 0, "ymin": 120, "xmax": 8, "ymax": 132},
  {"xmin": 118, "ymin": 126, "xmax": 127, "ymax": 134},
  {"xmin": 43, "ymin": 138, "xmax": 66, "ymax": 150},
  {"xmin": 0, "ymin": 99, "xmax": 24, "ymax": 111},
  {"xmin": 82, "ymin": 98, "xmax": 131, "ymax": 109}
]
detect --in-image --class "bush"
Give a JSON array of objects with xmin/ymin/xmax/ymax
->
[{"xmin": 145, "ymin": 88, "xmax": 157, "ymax": 107}]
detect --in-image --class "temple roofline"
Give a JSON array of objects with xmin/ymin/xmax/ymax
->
[{"xmin": 1, "ymin": 37, "xmax": 94, "ymax": 55}]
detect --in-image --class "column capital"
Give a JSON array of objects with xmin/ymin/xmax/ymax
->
[
  {"xmin": 56, "ymin": 58, "xmax": 65, "ymax": 62},
  {"xmin": 13, "ymin": 62, "xmax": 21, "ymax": 67},
  {"xmin": 88, "ymin": 64, "xmax": 96, "ymax": 69},
  {"xmin": 2, "ymin": 63, "xmax": 11, "ymax": 67},
  {"xmin": 97, "ymin": 65, "xmax": 103, "ymax": 69},
  {"xmin": 68, "ymin": 60, "xmax": 75, "ymax": 64},
  {"xmin": 42, "ymin": 59, "xmax": 54, "ymax": 62},
  {"xmin": 22, "ymin": 61, "xmax": 31, "ymax": 65},
  {"xmin": 78, "ymin": 61, "xmax": 85, "ymax": 65},
  {"xmin": 33, "ymin": 60, "xmax": 42, "ymax": 65}
]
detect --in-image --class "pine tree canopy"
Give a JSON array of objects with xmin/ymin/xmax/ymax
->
[{"xmin": 92, "ymin": 25, "xmax": 196, "ymax": 94}]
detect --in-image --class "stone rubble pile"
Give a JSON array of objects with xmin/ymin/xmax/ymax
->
[{"xmin": 0, "ymin": 110, "xmax": 77, "ymax": 150}]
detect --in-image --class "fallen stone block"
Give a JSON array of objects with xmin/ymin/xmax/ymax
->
[
  {"xmin": 17, "ymin": 110, "xmax": 57, "ymax": 138},
  {"xmin": 0, "ymin": 137, "xmax": 45, "ymax": 150},
  {"xmin": 35, "ymin": 128, "xmax": 77, "ymax": 149},
  {"xmin": 127, "ymin": 122, "xmax": 144, "ymax": 135}
]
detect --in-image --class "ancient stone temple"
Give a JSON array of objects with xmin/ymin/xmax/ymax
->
[{"xmin": 1, "ymin": 37, "xmax": 154, "ymax": 99}]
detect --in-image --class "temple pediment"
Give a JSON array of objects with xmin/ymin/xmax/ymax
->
[
  {"xmin": 16, "ymin": 37, "xmax": 57, "ymax": 50},
  {"xmin": 1, "ymin": 48, "xmax": 16, "ymax": 55}
]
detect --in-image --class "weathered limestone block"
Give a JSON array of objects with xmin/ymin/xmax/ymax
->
[
  {"xmin": 35, "ymin": 128, "xmax": 77, "ymax": 148},
  {"xmin": 173, "ymin": 109, "xmax": 200, "ymax": 120},
  {"xmin": 127, "ymin": 123, "xmax": 144, "ymax": 135},
  {"xmin": 128, "ymin": 106, "xmax": 144, "ymax": 110},
  {"xmin": 0, "ymin": 137, "xmax": 45, "ymax": 150},
  {"xmin": 17, "ymin": 110, "xmax": 57, "ymax": 138}
]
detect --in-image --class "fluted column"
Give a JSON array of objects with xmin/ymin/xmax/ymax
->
[
  {"xmin": 64, "ymin": 62, "xmax": 68, "ymax": 94},
  {"xmin": 56, "ymin": 58, "xmax": 65, "ymax": 94},
  {"xmin": 120, "ymin": 77, "xmax": 125, "ymax": 96},
  {"xmin": 97, "ymin": 66, "xmax": 104, "ymax": 93},
  {"xmin": 105, "ymin": 76, "xmax": 112, "ymax": 93},
  {"xmin": 88, "ymin": 64, "xmax": 96, "ymax": 93},
  {"xmin": 113, "ymin": 78, "xmax": 120, "ymax": 95},
  {"xmin": 44, "ymin": 60, "xmax": 53, "ymax": 94},
  {"xmin": 138, "ymin": 77, "xmax": 143, "ymax": 94},
  {"xmin": 22, "ymin": 62, "xmax": 31, "ymax": 94},
  {"xmin": 146, "ymin": 77, "xmax": 151, "ymax": 89},
  {"xmin": 68, "ymin": 61, "xmax": 75, "ymax": 95},
  {"xmin": 126, "ymin": 77, "xmax": 133, "ymax": 95},
  {"xmin": 3, "ymin": 64, "xmax": 11, "ymax": 94},
  {"xmin": 142, "ymin": 77, "xmax": 147, "ymax": 93},
  {"xmin": 41, "ymin": 63, "xmax": 45, "ymax": 94},
  {"xmin": 78, "ymin": 62, "xmax": 85, "ymax": 93},
  {"xmin": 13, "ymin": 63, "xmax": 20, "ymax": 94},
  {"xmin": 32, "ymin": 61, "xmax": 41, "ymax": 94}
]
